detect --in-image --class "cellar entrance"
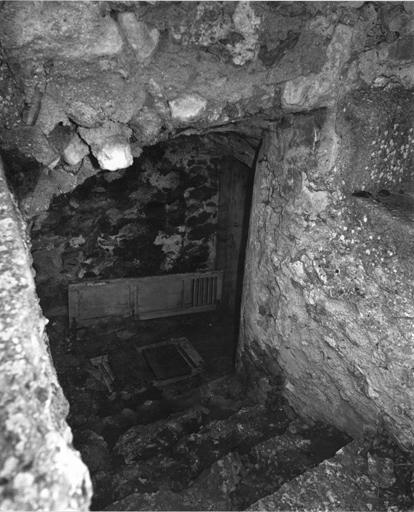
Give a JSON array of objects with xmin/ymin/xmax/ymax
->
[
  {"xmin": 31, "ymin": 133, "xmax": 256, "ymax": 382},
  {"xmin": 28, "ymin": 132, "xmax": 266, "ymax": 509}
]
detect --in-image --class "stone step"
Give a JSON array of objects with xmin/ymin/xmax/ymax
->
[
  {"xmin": 103, "ymin": 452, "xmax": 242, "ymax": 511},
  {"xmin": 247, "ymin": 439, "xmax": 398, "ymax": 512},
  {"xmin": 83, "ymin": 401, "xmax": 414, "ymax": 512},
  {"xmin": 103, "ymin": 434, "xmax": 405, "ymax": 512},
  {"xmin": 112, "ymin": 405, "xmax": 209, "ymax": 464},
  {"xmin": 169, "ymin": 403, "xmax": 291, "ymax": 480},
  {"xmin": 100, "ymin": 418, "xmax": 350, "ymax": 511},
  {"xmin": 90, "ymin": 401, "xmax": 291, "ymax": 510},
  {"xmin": 233, "ymin": 419, "xmax": 351, "ymax": 510}
]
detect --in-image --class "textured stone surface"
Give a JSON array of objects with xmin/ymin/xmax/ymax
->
[
  {"xmin": 78, "ymin": 122, "xmax": 133, "ymax": 171},
  {"xmin": 2, "ymin": 3, "xmax": 414, "ymax": 507},
  {"xmin": 105, "ymin": 451, "xmax": 242, "ymax": 511},
  {"xmin": 169, "ymin": 94, "xmax": 207, "ymax": 122},
  {"xmin": 2, "ymin": 1, "xmax": 414, "ymax": 215},
  {"xmin": 282, "ymin": 24, "xmax": 354, "ymax": 110},
  {"xmin": 118, "ymin": 13, "xmax": 160, "ymax": 61},
  {"xmin": 94, "ymin": 139, "xmax": 133, "ymax": 172},
  {"xmin": 181, "ymin": 452, "xmax": 242, "ymax": 510},
  {"xmin": 337, "ymin": 88, "xmax": 414, "ymax": 192},
  {"xmin": 113, "ymin": 406, "xmax": 208, "ymax": 465},
  {"xmin": 75, "ymin": 430, "xmax": 112, "ymax": 474},
  {"xmin": 2, "ymin": 1, "xmax": 412, "ymax": 180},
  {"xmin": 238, "ymin": 106, "xmax": 414, "ymax": 448},
  {"xmin": 104, "ymin": 489, "xmax": 192, "ymax": 511},
  {"xmin": 248, "ymin": 440, "xmax": 381, "ymax": 511},
  {"xmin": 0, "ymin": 158, "xmax": 92, "ymax": 511},
  {"xmin": 0, "ymin": 2, "xmax": 123, "ymax": 60},
  {"xmin": 62, "ymin": 134, "xmax": 90, "ymax": 166}
]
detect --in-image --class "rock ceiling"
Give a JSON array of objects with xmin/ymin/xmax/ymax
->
[{"xmin": 1, "ymin": 1, "xmax": 413, "ymax": 186}]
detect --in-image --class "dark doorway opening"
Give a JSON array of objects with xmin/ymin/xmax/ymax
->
[
  {"xmin": 31, "ymin": 133, "xmax": 258, "ymax": 389},
  {"xmin": 28, "ymin": 132, "xmax": 260, "ymax": 510}
]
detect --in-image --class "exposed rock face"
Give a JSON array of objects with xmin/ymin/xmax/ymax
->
[
  {"xmin": 0, "ymin": 158, "xmax": 92, "ymax": 510},
  {"xmin": 237, "ymin": 98, "xmax": 414, "ymax": 448},
  {"xmin": 248, "ymin": 440, "xmax": 387, "ymax": 511},
  {"xmin": 1, "ymin": 1, "xmax": 414, "ymax": 509}
]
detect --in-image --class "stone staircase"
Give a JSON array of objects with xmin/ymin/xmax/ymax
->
[
  {"xmin": 69, "ymin": 371, "xmax": 409, "ymax": 512},
  {"xmin": 48, "ymin": 316, "xmax": 413, "ymax": 512}
]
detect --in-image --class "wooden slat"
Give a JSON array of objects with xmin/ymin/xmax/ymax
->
[
  {"xmin": 138, "ymin": 303, "xmax": 217, "ymax": 320},
  {"xmin": 68, "ymin": 290, "xmax": 79, "ymax": 327},
  {"xmin": 137, "ymin": 278, "xmax": 184, "ymax": 313},
  {"xmin": 78, "ymin": 283, "xmax": 130, "ymax": 319},
  {"xmin": 68, "ymin": 271, "xmax": 223, "ymax": 325}
]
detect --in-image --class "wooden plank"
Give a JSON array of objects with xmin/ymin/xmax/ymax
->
[
  {"xmin": 77, "ymin": 283, "xmax": 131, "ymax": 320},
  {"xmin": 216, "ymin": 160, "xmax": 251, "ymax": 313},
  {"xmin": 137, "ymin": 278, "xmax": 184, "ymax": 313},
  {"xmin": 175, "ymin": 338, "xmax": 205, "ymax": 369},
  {"xmin": 68, "ymin": 289, "xmax": 79, "ymax": 327},
  {"xmin": 138, "ymin": 303, "xmax": 217, "ymax": 320},
  {"xmin": 183, "ymin": 279, "xmax": 193, "ymax": 307},
  {"xmin": 68, "ymin": 271, "xmax": 223, "ymax": 325}
]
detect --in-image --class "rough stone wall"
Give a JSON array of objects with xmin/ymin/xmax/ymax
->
[
  {"xmin": 31, "ymin": 138, "xmax": 220, "ymax": 315},
  {"xmin": 0, "ymin": 158, "xmax": 92, "ymax": 510},
  {"xmin": 1, "ymin": 2, "xmax": 414, "ymax": 207},
  {"xmin": 237, "ymin": 97, "xmax": 414, "ymax": 449},
  {"xmin": 1, "ymin": 3, "xmax": 414, "ymax": 505},
  {"xmin": 1, "ymin": 0, "xmax": 401, "ymax": 211}
]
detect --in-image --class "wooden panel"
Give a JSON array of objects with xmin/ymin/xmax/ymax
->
[
  {"xmin": 137, "ymin": 303, "xmax": 218, "ymax": 320},
  {"xmin": 78, "ymin": 283, "xmax": 131, "ymax": 320},
  {"xmin": 69, "ymin": 280, "xmax": 134, "ymax": 326},
  {"xmin": 217, "ymin": 159, "xmax": 252, "ymax": 313},
  {"xmin": 137, "ymin": 278, "xmax": 184, "ymax": 314},
  {"xmin": 68, "ymin": 271, "xmax": 223, "ymax": 326},
  {"xmin": 135, "ymin": 272, "xmax": 223, "ymax": 320}
]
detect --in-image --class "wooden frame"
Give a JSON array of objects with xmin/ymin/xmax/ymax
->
[{"xmin": 135, "ymin": 337, "xmax": 205, "ymax": 386}]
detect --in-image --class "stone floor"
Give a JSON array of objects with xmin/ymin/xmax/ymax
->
[{"xmin": 45, "ymin": 311, "xmax": 414, "ymax": 511}]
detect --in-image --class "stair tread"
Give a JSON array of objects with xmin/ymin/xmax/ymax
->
[{"xmin": 247, "ymin": 439, "xmax": 384, "ymax": 511}]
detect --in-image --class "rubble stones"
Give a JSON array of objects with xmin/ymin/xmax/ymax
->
[
  {"xmin": 2, "ymin": 1, "xmax": 414, "ymax": 209},
  {"xmin": 181, "ymin": 452, "xmax": 243, "ymax": 510},
  {"xmin": 78, "ymin": 122, "xmax": 133, "ymax": 171},
  {"xmin": 62, "ymin": 134, "xmax": 90, "ymax": 166},
  {"xmin": 118, "ymin": 13, "xmax": 160, "ymax": 61},
  {"xmin": 367, "ymin": 452, "xmax": 396, "ymax": 488},
  {"xmin": 0, "ymin": 2, "xmax": 123, "ymax": 60},
  {"xmin": 230, "ymin": 1, "xmax": 261, "ymax": 66},
  {"xmin": 113, "ymin": 406, "xmax": 209, "ymax": 464},
  {"xmin": 93, "ymin": 138, "xmax": 134, "ymax": 172},
  {"xmin": 169, "ymin": 95, "xmax": 208, "ymax": 122},
  {"xmin": 104, "ymin": 489, "xmax": 192, "ymax": 512},
  {"xmin": 75, "ymin": 430, "xmax": 113, "ymax": 474}
]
